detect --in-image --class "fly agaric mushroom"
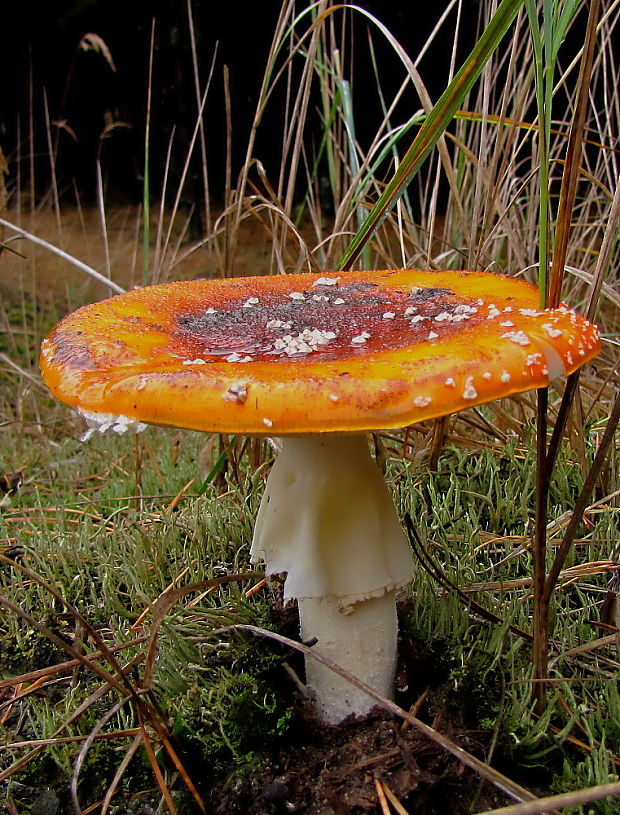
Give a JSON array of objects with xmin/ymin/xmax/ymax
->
[{"xmin": 40, "ymin": 269, "xmax": 600, "ymax": 724}]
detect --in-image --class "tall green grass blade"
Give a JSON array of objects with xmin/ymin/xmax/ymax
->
[
  {"xmin": 142, "ymin": 20, "xmax": 155, "ymax": 286},
  {"xmin": 339, "ymin": 74, "xmax": 370, "ymax": 268},
  {"xmin": 314, "ymin": 4, "xmax": 338, "ymax": 216},
  {"xmin": 525, "ymin": 0, "xmax": 551, "ymax": 306},
  {"xmin": 553, "ymin": 0, "xmax": 583, "ymax": 55},
  {"xmin": 336, "ymin": 0, "xmax": 525, "ymax": 272},
  {"xmin": 293, "ymin": 85, "xmax": 341, "ymax": 228},
  {"xmin": 196, "ymin": 449, "xmax": 229, "ymax": 497},
  {"xmin": 525, "ymin": 0, "xmax": 582, "ymax": 305},
  {"xmin": 548, "ymin": 0, "xmax": 601, "ymax": 307}
]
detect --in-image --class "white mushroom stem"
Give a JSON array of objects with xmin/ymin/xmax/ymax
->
[
  {"xmin": 250, "ymin": 435, "xmax": 415, "ymax": 724},
  {"xmin": 298, "ymin": 593, "xmax": 398, "ymax": 724}
]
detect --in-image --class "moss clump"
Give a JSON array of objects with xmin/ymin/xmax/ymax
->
[{"xmin": 172, "ymin": 668, "xmax": 293, "ymax": 778}]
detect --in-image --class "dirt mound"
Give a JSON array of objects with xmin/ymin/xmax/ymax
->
[{"xmin": 209, "ymin": 707, "xmax": 504, "ymax": 814}]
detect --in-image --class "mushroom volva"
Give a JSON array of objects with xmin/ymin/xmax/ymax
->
[{"xmin": 40, "ymin": 269, "xmax": 601, "ymax": 724}]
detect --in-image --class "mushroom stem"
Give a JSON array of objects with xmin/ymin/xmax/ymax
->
[
  {"xmin": 250, "ymin": 435, "xmax": 414, "ymax": 724},
  {"xmin": 298, "ymin": 593, "xmax": 398, "ymax": 724}
]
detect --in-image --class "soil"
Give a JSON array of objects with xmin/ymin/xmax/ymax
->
[
  {"xmin": 13, "ymin": 698, "xmax": 507, "ymax": 815},
  {"xmin": 209, "ymin": 709, "xmax": 506, "ymax": 815},
  {"xmin": 0, "ymin": 205, "xmax": 284, "ymax": 303}
]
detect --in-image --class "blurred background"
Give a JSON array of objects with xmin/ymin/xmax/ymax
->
[{"xmin": 0, "ymin": 1, "xmax": 478, "ymax": 210}]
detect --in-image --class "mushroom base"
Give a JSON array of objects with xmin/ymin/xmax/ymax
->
[
  {"xmin": 250, "ymin": 434, "xmax": 415, "ymax": 725},
  {"xmin": 298, "ymin": 593, "xmax": 397, "ymax": 724}
]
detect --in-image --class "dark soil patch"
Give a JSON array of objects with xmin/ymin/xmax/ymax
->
[{"xmin": 206, "ymin": 708, "xmax": 506, "ymax": 815}]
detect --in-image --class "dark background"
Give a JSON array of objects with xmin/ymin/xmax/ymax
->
[{"xmin": 0, "ymin": 1, "xmax": 482, "ymax": 210}]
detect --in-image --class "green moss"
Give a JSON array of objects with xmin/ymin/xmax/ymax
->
[{"xmin": 171, "ymin": 668, "xmax": 292, "ymax": 776}]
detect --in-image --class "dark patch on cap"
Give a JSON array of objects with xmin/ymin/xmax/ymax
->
[
  {"xmin": 50, "ymin": 338, "xmax": 96, "ymax": 369},
  {"xmin": 408, "ymin": 287, "xmax": 451, "ymax": 301},
  {"xmin": 171, "ymin": 283, "xmax": 484, "ymax": 363}
]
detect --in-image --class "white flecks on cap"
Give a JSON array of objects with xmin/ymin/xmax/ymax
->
[
  {"xmin": 414, "ymin": 395, "xmax": 432, "ymax": 407},
  {"xmin": 502, "ymin": 331, "xmax": 530, "ymax": 347},
  {"xmin": 445, "ymin": 377, "xmax": 456, "ymax": 387},
  {"xmin": 454, "ymin": 304, "xmax": 478, "ymax": 315},
  {"xmin": 483, "ymin": 371, "xmax": 492, "ymax": 379},
  {"xmin": 223, "ymin": 382, "xmax": 248, "ymax": 404},
  {"xmin": 463, "ymin": 376, "xmax": 477, "ymax": 400},
  {"xmin": 243, "ymin": 297, "xmax": 260, "ymax": 308},
  {"xmin": 225, "ymin": 352, "xmax": 253, "ymax": 363},
  {"xmin": 329, "ymin": 393, "xmax": 340, "ymax": 403},
  {"xmin": 410, "ymin": 315, "xmax": 425, "ymax": 324},
  {"xmin": 78, "ymin": 409, "xmax": 148, "ymax": 442},
  {"xmin": 205, "ymin": 307, "xmax": 218, "ymax": 315},
  {"xmin": 312, "ymin": 294, "xmax": 330, "ymax": 303},
  {"xmin": 543, "ymin": 323, "xmax": 562, "ymax": 339},
  {"xmin": 313, "ymin": 276, "xmax": 340, "ymax": 286},
  {"xmin": 262, "ymin": 417, "xmax": 273, "ymax": 428},
  {"xmin": 428, "ymin": 331, "xmax": 439, "ymax": 340},
  {"xmin": 382, "ymin": 312, "xmax": 396, "ymax": 319},
  {"xmin": 183, "ymin": 358, "xmax": 207, "ymax": 365},
  {"xmin": 274, "ymin": 328, "xmax": 338, "ymax": 356},
  {"xmin": 333, "ymin": 298, "xmax": 345, "ymax": 305},
  {"xmin": 274, "ymin": 337, "xmax": 311, "ymax": 355},
  {"xmin": 266, "ymin": 319, "xmax": 293, "ymax": 330},
  {"xmin": 351, "ymin": 332, "xmax": 371, "ymax": 345},
  {"xmin": 288, "ymin": 292, "xmax": 306, "ymax": 301},
  {"xmin": 40, "ymin": 339, "xmax": 53, "ymax": 362},
  {"xmin": 501, "ymin": 371, "xmax": 511, "ymax": 383},
  {"xmin": 404, "ymin": 306, "xmax": 417, "ymax": 316},
  {"xmin": 525, "ymin": 353, "xmax": 543, "ymax": 366},
  {"xmin": 500, "ymin": 321, "xmax": 514, "ymax": 327}
]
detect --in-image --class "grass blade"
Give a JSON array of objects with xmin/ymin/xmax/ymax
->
[
  {"xmin": 0, "ymin": 217, "xmax": 125, "ymax": 294},
  {"xmin": 548, "ymin": 0, "xmax": 602, "ymax": 307},
  {"xmin": 142, "ymin": 19, "xmax": 155, "ymax": 286}
]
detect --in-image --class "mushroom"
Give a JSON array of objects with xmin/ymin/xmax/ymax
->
[{"xmin": 40, "ymin": 269, "xmax": 600, "ymax": 724}]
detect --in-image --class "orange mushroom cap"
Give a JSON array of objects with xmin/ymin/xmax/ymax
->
[{"xmin": 40, "ymin": 269, "xmax": 601, "ymax": 435}]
